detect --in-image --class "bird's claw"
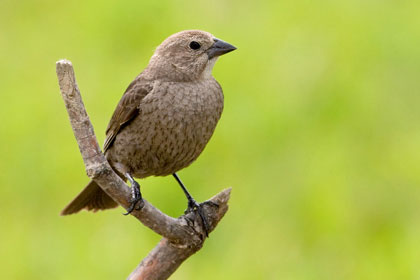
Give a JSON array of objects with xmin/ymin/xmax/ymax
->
[
  {"xmin": 185, "ymin": 199, "xmax": 211, "ymax": 237},
  {"xmin": 123, "ymin": 196, "xmax": 143, "ymax": 215},
  {"xmin": 123, "ymin": 178, "xmax": 143, "ymax": 215}
]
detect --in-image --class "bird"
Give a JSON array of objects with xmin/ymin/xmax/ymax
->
[{"xmin": 60, "ymin": 30, "xmax": 236, "ymax": 234}]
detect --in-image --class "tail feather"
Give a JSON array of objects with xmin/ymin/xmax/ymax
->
[{"xmin": 61, "ymin": 180, "xmax": 118, "ymax": 215}]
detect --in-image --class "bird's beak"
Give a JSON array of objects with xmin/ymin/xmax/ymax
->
[{"xmin": 207, "ymin": 38, "xmax": 237, "ymax": 59}]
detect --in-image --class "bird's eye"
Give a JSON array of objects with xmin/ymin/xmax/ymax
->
[{"xmin": 189, "ymin": 41, "xmax": 201, "ymax": 50}]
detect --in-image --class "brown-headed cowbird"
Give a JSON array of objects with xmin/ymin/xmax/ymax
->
[{"xmin": 61, "ymin": 30, "xmax": 236, "ymax": 233}]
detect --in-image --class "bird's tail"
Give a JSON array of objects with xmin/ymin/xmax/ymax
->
[{"xmin": 60, "ymin": 180, "xmax": 118, "ymax": 215}]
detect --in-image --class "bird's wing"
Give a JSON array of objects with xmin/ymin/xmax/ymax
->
[{"xmin": 103, "ymin": 79, "xmax": 153, "ymax": 152}]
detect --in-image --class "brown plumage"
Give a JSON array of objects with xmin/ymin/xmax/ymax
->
[{"xmin": 61, "ymin": 30, "xmax": 236, "ymax": 215}]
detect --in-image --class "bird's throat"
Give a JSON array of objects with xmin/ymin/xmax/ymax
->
[{"xmin": 201, "ymin": 57, "xmax": 218, "ymax": 80}]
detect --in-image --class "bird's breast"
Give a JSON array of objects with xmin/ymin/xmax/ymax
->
[{"xmin": 143, "ymin": 79, "xmax": 223, "ymax": 130}]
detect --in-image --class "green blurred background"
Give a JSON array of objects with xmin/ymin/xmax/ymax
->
[{"xmin": 1, "ymin": 0, "xmax": 420, "ymax": 279}]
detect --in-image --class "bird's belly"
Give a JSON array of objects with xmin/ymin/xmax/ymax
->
[{"xmin": 109, "ymin": 113, "xmax": 215, "ymax": 178}]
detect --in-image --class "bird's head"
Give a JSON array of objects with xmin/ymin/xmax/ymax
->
[{"xmin": 147, "ymin": 30, "xmax": 236, "ymax": 82}]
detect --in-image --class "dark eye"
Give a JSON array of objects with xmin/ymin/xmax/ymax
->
[{"xmin": 189, "ymin": 41, "xmax": 201, "ymax": 50}]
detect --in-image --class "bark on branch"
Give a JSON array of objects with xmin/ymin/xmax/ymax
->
[{"xmin": 56, "ymin": 59, "xmax": 231, "ymax": 280}]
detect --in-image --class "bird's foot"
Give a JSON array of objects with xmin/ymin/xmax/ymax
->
[
  {"xmin": 185, "ymin": 199, "xmax": 218, "ymax": 237},
  {"xmin": 123, "ymin": 178, "xmax": 143, "ymax": 215}
]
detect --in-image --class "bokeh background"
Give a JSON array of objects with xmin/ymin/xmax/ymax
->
[{"xmin": 1, "ymin": 0, "xmax": 420, "ymax": 279}]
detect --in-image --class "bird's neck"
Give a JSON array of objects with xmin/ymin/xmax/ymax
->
[{"xmin": 144, "ymin": 55, "xmax": 216, "ymax": 83}]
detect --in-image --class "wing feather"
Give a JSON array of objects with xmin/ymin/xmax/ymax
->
[{"xmin": 103, "ymin": 79, "xmax": 152, "ymax": 152}]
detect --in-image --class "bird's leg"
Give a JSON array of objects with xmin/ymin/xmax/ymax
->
[
  {"xmin": 173, "ymin": 173, "xmax": 216, "ymax": 237},
  {"xmin": 123, "ymin": 173, "xmax": 143, "ymax": 215}
]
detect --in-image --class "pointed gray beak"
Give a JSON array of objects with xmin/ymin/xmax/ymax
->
[{"xmin": 207, "ymin": 38, "xmax": 237, "ymax": 59}]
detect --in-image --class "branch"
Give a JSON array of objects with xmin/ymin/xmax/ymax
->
[{"xmin": 56, "ymin": 59, "xmax": 231, "ymax": 279}]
